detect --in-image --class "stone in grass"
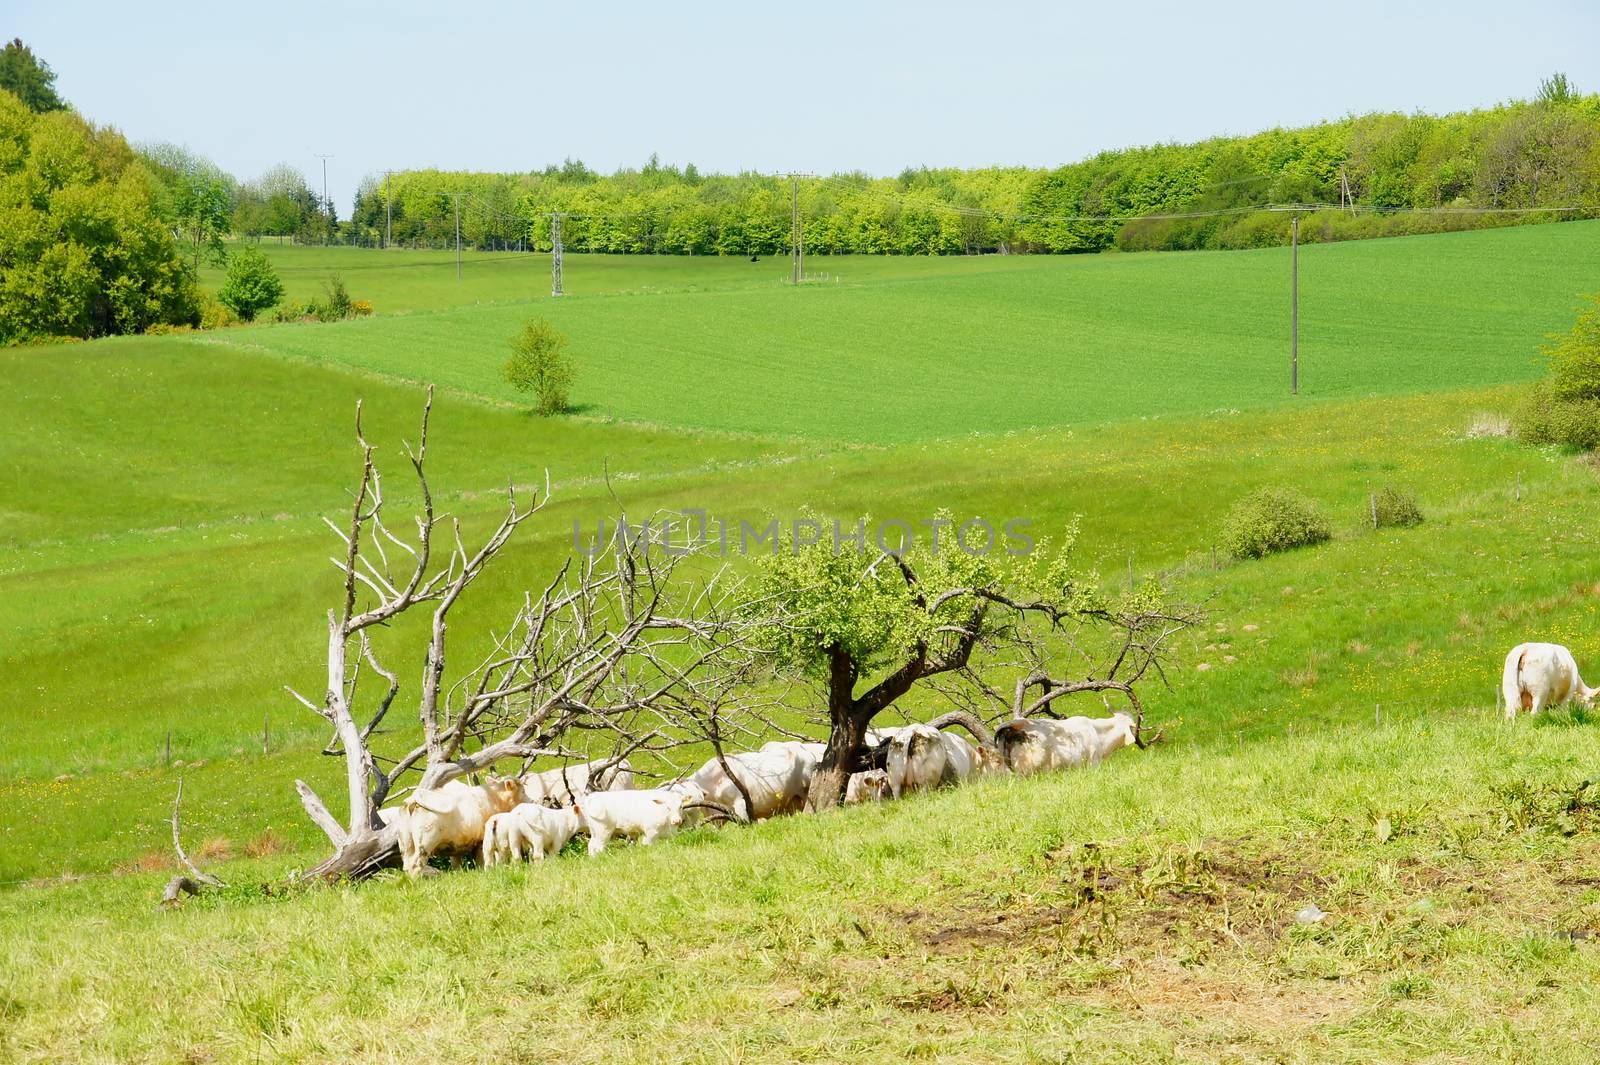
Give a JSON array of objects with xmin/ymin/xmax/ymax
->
[{"xmin": 1296, "ymin": 903, "xmax": 1329, "ymax": 925}]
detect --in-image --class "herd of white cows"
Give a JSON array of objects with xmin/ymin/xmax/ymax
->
[
  {"xmin": 386, "ymin": 642, "xmax": 1597, "ymax": 876},
  {"xmin": 389, "ymin": 712, "xmax": 1139, "ymax": 876}
]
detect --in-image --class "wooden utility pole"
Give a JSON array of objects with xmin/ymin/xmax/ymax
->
[
  {"xmin": 790, "ymin": 175, "xmax": 803, "ymax": 285},
  {"xmin": 1339, "ymin": 166, "xmax": 1354, "ymax": 215},
  {"xmin": 550, "ymin": 212, "xmax": 564, "ymax": 297},
  {"xmin": 314, "ymin": 153, "xmax": 334, "ymax": 245},
  {"xmin": 453, "ymin": 192, "xmax": 462, "ymax": 279},
  {"xmin": 1290, "ymin": 214, "xmax": 1299, "ymax": 395},
  {"xmin": 382, "ymin": 169, "xmax": 394, "ymax": 249}
]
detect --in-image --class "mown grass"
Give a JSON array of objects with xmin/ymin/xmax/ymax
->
[
  {"xmin": 195, "ymin": 220, "xmax": 1600, "ymax": 443},
  {"xmin": 6, "ymin": 718, "xmax": 1600, "ymax": 1062}
]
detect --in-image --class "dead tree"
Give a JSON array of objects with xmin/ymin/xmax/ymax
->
[{"xmin": 285, "ymin": 390, "xmax": 755, "ymax": 880}]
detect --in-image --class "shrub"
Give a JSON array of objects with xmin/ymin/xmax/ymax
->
[
  {"xmin": 1221, "ymin": 488, "xmax": 1330, "ymax": 560},
  {"xmin": 315, "ymin": 275, "xmax": 353, "ymax": 322},
  {"xmin": 1369, "ymin": 486, "xmax": 1423, "ymax": 529},
  {"xmin": 198, "ymin": 296, "xmax": 238, "ymax": 330},
  {"xmin": 350, "ymin": 299, "xmax": 373, "ymax": 317},
  {"xmin": 269, "ymin": 300, "xmax": 313, "ymax": 324},
  {"xmin": 1517, "ymin": 297, "xmax": 1600, "ymax": 452},
  {"xmin": 1517, "ymin": 379, "xmax": 1600, "ymax": 451},
  {"xmin": 503, "ymin": 318, "xmax": 575, "ymax": 416},
  {"xmin": 216, "ymin": 246, "xmax": 284, "ymax": 322}
]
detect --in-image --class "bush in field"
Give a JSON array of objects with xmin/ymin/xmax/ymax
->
[
  {"xmin": 1517, "ymin": 297, "xmax": 1600, "ymax": 451},
  {"xmin": 198, "ymin": 296, "xmax": 238, "ymax": 330},
  {"xmin": 1221, "ymin": 488, "xmax": 1330, "ymax": 559},
  {"xmin": 216, "ymin": 247, "xmax": 282, "ymax": 321},
  {"xmin": 503, "ymin": 318, "xmax": 574, "ymax": 416},
  {"xmin": 315, "ymin": 275, "xmax": 353, "ymax": 322},
  {"xmin": 1370, "ymin": 486, "xmax": 1423, "ymax": 529}
]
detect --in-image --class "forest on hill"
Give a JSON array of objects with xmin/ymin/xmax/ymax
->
[{"xmin": 352, "ymin": 78, "xmax": 1600, "ymax": 255}]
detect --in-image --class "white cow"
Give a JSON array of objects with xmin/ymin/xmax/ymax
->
[
  {"xmin": 481, "ymin": 803, "xmax": 582, "ymax": 866},
  {"xmin": 993, "ymin": 712, "xmax": 1137, "ymax": 777},
  {"xmin": 399, "ymin": 776, "xmax": 525, "ymax": 876},
  {"xmin": 572, "ymin": 788, "xmax": 687, "ymax": 855},
  {"xmin": 519, "ymin": 758, "xmax": 635, "ymax": 807},
  {"xmin": 845, "ymin": 768, "xmax": 891, "ymax": 804},
  {"xmin": 883, "ymin": 724, "xmax": 978, "ymax": 798},
  {"xmin": 1501, "ymin": 643, "xmax": 1598, "ymax": 720},
  {"xmin": 685, "ymin": 746, "xmax": 820, "ymax": 822},
  {"xmin": 971, "ymin": 744, "xmax": 1009, "ymax": 777}
]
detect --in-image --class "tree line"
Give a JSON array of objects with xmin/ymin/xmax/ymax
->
[{"xmin": 349, "ymin": 77, "xmax": 1600, "ymax": 256}]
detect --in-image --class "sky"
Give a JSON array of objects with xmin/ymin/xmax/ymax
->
[{"xmin": 12, "ymin": 0, "xmax": 1600, "ymax": 211}]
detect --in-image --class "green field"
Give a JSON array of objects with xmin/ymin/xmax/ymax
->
[
  {"xmin": 6, "ymin": 225, "xmax": 1600, "ymax": 1061},
  {"xmin": 201, "ymin": 222, "xmax": 1600, "ymax": 442}
]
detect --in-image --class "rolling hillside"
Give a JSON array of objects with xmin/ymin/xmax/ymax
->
[{"xmin": 3, "ymin": 225, "xmax": 1600, "ymax": 1062}]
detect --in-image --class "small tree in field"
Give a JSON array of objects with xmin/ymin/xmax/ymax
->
[
  {"xmin": 503, "ymin": 318, "xmax": 575, "ymax": 415},
  {"xmin": 752, "ymin": 519, "xmax": 1200, "ymax": 810},
  {"xmin": 217, "ymin": 246, "xmax": 284, "ymax": 322}
]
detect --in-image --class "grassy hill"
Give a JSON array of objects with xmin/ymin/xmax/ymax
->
[
  {"xmin": 3, "ymin": 226, "xmax": 1600, "ymax": 1061},
  {"xmin": 204, "ymin": 222, "xmax": 1599, "ymax": 443}
]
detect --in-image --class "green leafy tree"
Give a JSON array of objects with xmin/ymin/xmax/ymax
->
[
  {"xmin": 0, "ymin": 39, "xmax": 65, "ymax": 113},
  {"xmin": 216, "ymin": 246, "xmax": 283, "ymax": 321},
  {"xmin": 139, "ymin": 143, "xmax": 234, "ymax": 268},
  {"xmin": 502, "ymin": 318, "xmax": 575, "ymax": 415},
  {"xmin": 1538, "ymin": 72, "xmax": 1577, "ymax": 107},
  {"xmin": 752, "ymin": 519, "xmax": 1197, "ymax": 808},
  {"xmin": 0, "ymin": 89, "xmax": 198, "ymax": 344}
]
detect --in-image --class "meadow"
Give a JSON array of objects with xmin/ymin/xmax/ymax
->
[
  {"xmin": 204, "ymin": 221, "xmax": 1600, "ymax": 442},
  {"xmin": 4, "ymin": 224, "xmax": 1600, "ymax": 1061}
]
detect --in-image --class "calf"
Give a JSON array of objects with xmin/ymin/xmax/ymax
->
[
  {"xmin": 993, "ymin": 712, "xmax": 1136, "ymax": 777},
  {"xmin": 482, "ymin": 803, "xmax": 582, "ymax": 866},
  {"xmin": 1501, "ymin": 643, "xmax": 1598, "ymax": 720},
  {"xmin": 686, "ymin": 746, "xmax": 819, "ymax": 822},
  {"xmin": 845, "ymin": 768, "xmax": 891, "ymax": 804},
  {"xmin": 400, "ymin": 776, "xmax": 525, "ymax": 876},
  {"xmin": 884, "ymin": 724, "xmax": 978, "ymax": 798},
  {"xmin": 573, "ymin": 789, "xmax": 687, "ymax": 855},
  {"xmin": 519, "ymin": 757, "xmax": 635, "ymax": 807},
  {"xmin": 971, "ymin": 744, "xmax": 1009, "ymax": 777}
]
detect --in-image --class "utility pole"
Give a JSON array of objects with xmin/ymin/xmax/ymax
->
[
  {"xmin": 314, "ymin": 153, "xmax": 334, "ymax": 246},
  {"xmin": 1290, "ymin": 214, "xmax": 1299, "ymax": 395},
  {"xmin": 453, "ymin": 192, "xmax": 462, "ymax": 280},
  {"xmin": 1339, "ymin": 166, "xmax": 1354, "ymax": 215},
  {"xmin": 382, "ymin": 169, "xmax": 394, "ymax": 250},
  {"xmin": 790, "ymin": 175, "xmax": 803, "ymax": 285},
  {"xmin": 550, "ymin": 212, "xmax": 564, "ymax": 297}
]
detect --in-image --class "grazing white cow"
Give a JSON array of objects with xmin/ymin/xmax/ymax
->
[
  {"xmin": 993, "ymin": 712, "xmax": 1137, "ymax": 777},
  {"xmin": 481, "ymin": 803, "xmax": 582, "ymax": 866},
  {"xmin": 572, "ymin": 788, "xmax": 687, "ymax": 855},
  {"xmin": 399, "ymin": 776, "xmax": 525, "ymax": 876},
  {"xmin": 883, "ymin": 724, "xmax": 978, "ymax": 798},
  {"xmin": 519, "ymin": 758, "xmax": 635, "ymax": 807},
  {"xmin": 845, "ymin": 768, "xmax": 891, "ymax": 804},
  {"xmin": 1501, "ymin": 643, "xmax": 1598, "ymax": 720},
  {"xmin": 686, "ymin": 746, "xmax": 820, "ymax": 822}
]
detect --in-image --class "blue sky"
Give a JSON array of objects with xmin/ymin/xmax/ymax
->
[{"xmin": 13, "ymin": 1, "xmax": 1600, "ymax": 210}]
